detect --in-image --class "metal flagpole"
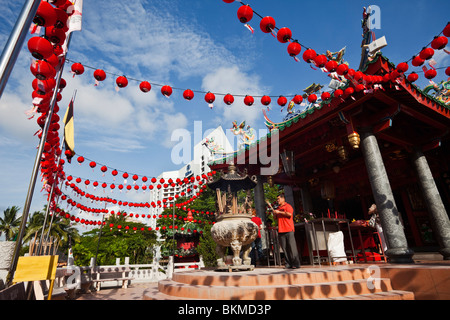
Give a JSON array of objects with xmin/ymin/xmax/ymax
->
[
  {"xmin": 0, "ymin": 0, "xmax": 41, "ymax": 99},
  {"xmin": 5, "ymin": 32, "xmax": 73, "ymax": 287}
]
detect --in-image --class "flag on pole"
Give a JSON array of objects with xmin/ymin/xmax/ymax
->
[
  {"xmin": 68, "ymin": 0, "xmax": 83, "ymax": 33},
  {"xmin": 63, "ymin": 91, "xmax": 77, "ymax": 163}
]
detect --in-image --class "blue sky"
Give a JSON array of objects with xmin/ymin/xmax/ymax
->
[{"xmin": 0, "ymin": 0, "xmax": 449, "ymax": 228}]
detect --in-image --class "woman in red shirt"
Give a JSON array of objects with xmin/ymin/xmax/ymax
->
[{"xmin": 272, "ymin": 194, "xmax": 301, "ymax": 269}]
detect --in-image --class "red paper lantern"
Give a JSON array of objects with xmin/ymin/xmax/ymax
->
[
  {"xmin": 116, "ymin": 76, "xmax": 128, "ymax": 88},
  {"xmin": 424, "ymin": 69, "xmax": 437, "ymax": 80},
  {"xmin": 355, "ymin": 84, "xmax": 365, "ymax": 92},
  {"xmin": 277, "ymin": 96, "xmax": 287, "ymax": 106},
  {"xmin": 293, "ymin": 95, "xmax": 303, "ymax": 104},
  {"xmin": 287, "ymin": 40, "xmax": 301, "ymax": 57},
  {"xmin": 302, "ymin": 49, "xmax": 316, "ymax": 62},
  {"xmin": 313, "ymin": 55, "xmax": 327, "ymax": 68},
  {"xmin": 244, "ymin": 95, "xmax": 254, "ymax": 106},
  {"xmin": 204, "ymin": 92, "xmax": 215, "ymax": 103},
  {"xmin": 101, "ymin": 165, "xmax": 107, "ymax": 173},
  {"xmin": 431, "ymin": 36, "xmax": 448, "ymax": 50},
  {"xmin": 260, "ymin": 16, "xmax": 276, "ymax": 33},
  {"xmin": 411, "ymin": 55, "xmax": 425, "ymax": 67},
  {"xmin": 32, "ymin": 78, "xmax": 56, "ymax": 94},
  {"xmin": 407, "ymin": 72, "xmax": 419, "ymax": 82},
  {"xmin": 223, "ymin": 0, "xmax": 235, "ymax": 3},
  {"xmin": 93, "ymin": 69, "xmax": 106, "ymax": 81},
  {"xmin": 261, "ymin": 95, "xmax": 271, "ymax": 106},
  {"xmin": 46, "ymin": 54, "xmax": 59, "ymax": 68},
  {"xmin": 237, "ymin": 5, "xmax": 253, "ymax": 23},
  {"xmin": 27, "ymin": 36, "xmax": 54, "ymax": 60},
  {"xmin": 321, "ymin": 92, "xmax": 331, "ymax": 101},
  {"xmin": 112, "ymin": 169, "xmax": 118, "ymax": 177},
  {"xmin": 277, "ymin": 27, "xmax": 292, "ymax": 43},
  {"xmin": 223, "ymin": 94, "xmax": 234, "ymax": 105},
  {"xmin": 307, "ymin": 94, "xmax": 317, "ymax": 103},
  {"xmin": 59, "ymin": 78, "xmax": 66, "ymax": 89},
  {"xmin": 345, "ymin": 68, "xmax": 356, "ymax": 80},
  {"xmin": 446, "ymin": 66, "xmax": 450, "ymax": 77},
  {"xmin": 30, "ymin": 60, "xmax": 56, "ymax": 80},
  {"xmin": 77, "ymin": 156, "xmax": 84, "ymax": 164},
  {"xmin": 396, "ymin": 62, "xmax": 409, "ymax": 73},
  {"xmin": 89, "ymin": 161, "xmax": 96, "ymax": 168},
  {"xmin": 33, "ymin": 1, "xmax": 56, "ymax": 27},
  {"xmin": 183, "ymin": 89, "xmax": 194, "ymax": 100},
  {"xmin": 344, "ymin": 87, "xmax": 354, "ymax": 96},
  {"xmin": 325, "ymin": 60, "xmax": 338, "ymax": 73},
  {"xmin": 71, "ymin": 62, "xmax": 84, "ymax": 75},
  {"xmin": 161, "ymin": 85, "xmax": 172, "ymax": 97},
  {"xmin": 334, "ymin": 89, "xmax": 343, "ymax": 98},
  {"xmin": 45, "ymin": 26, "xmax": 66, "ymax": 44},
  {"xmin": 389, "ymin": 70, "xmax": 400, "ymax": 81},
  {"xmin": 443, "ymin": 23, "xmax": 450, "ymax": 37},
  {"xmin": 336, "ymin": 64, "xmax": 349, "ymax": 76},
  {"xmin": 419, "ymin": 47, "xmax": 434, "ymax": 60},
  {"xmin": 54, "ymin": 7, "xmax": 69, "ymax": 29},
  {"xmin": 139, "ymin": 81, "xmax": 151, "ymax": 93}
]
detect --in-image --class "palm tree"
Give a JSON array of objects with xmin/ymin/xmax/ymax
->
[
  {"xmin": 23, "ymin": 208, "xmax": 80, "ymax": 251},
  {"xmin": 0, "ymin": 206, "xmax": 22, "ymax": 241}
]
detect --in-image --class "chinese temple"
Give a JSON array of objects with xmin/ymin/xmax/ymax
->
[{"xmin": 209, "ymin": 47, "xmax": 450, "ymax": 263}]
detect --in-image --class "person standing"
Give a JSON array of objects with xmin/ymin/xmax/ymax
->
[
  {"xmin": 250, "ymin": 209, "xmax": 264, "ymax": 265},
  {"xmin": 272, "ymin": 194, "xmax": 301, "ymax": 269}
]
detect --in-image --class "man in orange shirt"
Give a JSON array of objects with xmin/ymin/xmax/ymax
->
[{"xmin": 272, "ymin": 194, "xmax": 300, "ymax": 269}]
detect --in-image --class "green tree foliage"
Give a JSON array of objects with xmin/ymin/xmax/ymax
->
[
  {"xmin": 196, "ymin": 223, "xmax": 219, "ymax": 267},
  {"xmin": 0, "ymin": 206, "xmax": 21, "ymax": 241},
  {"xmin": 22, "ymin": 208, "xmax": 80, "ymax": 253},
  {"xmin": 156, "ymin": 187, "xmax": 217, "ymax": 260},
  {"xmin": 72, "ymin": 213, "xmax": 157, "ymax": 266}
]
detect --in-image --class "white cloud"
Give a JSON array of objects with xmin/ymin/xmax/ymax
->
[{"xmin": 75, "ymin": 1, "xmax": 239, "ymax": 82}]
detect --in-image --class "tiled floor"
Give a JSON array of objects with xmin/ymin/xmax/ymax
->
[{"xmin": 75, "ymin": 282, "xmax": 159, "ymax": 300}]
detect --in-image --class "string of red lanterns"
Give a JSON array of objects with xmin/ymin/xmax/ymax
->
[
  {"xmin": 59, "ymin": 186, "xmax": 214, "ymax": 233},
  {"xmin": 70, "ymin": 153, "xmax": 214, "ymax": 186},
  {"xmin": 26, "ymin": 0, "xmax": 78, "ymax": 215},
  {"xmin": 223, "ymin": 1, "xmax": 449, "ymax": 85},
  {"xmin": 64, "ymin": 173, "xmax": 209, "ymax": 209},
  {"xmin": 64, "ymin": 9, "xmax": 448, "ymax": 112}
]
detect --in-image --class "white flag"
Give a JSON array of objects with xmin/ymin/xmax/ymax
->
[{"xmin": 68, "ymin": 0, "xmax": 83, "ymax": 33}]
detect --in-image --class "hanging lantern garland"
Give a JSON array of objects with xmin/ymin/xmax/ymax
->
[
  {"xmin": 397, "ymin": 21, "xmax": 450, "ymax": 82},
  {"xmin": 63, "ymin": 8, "xmax": 448, "ymax": 113},
  {"xmin": 69, "ymin": 152, "xmax": 214, "ymax": 189},
  {"xmin": 26, "ymin": 0, "xmax": 80, "ymax": 218},
  {"xmin": 222, "ymin": 1, "xmax": 449, "ymax": 87}
]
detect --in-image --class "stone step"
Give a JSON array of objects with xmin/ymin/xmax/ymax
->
[
  {"xmin": 171, "ymin": 267, "xmax": 370, "ymax": 287},
  {"xmin": 157, "ymin": 277, "xmax": 394, "ymax": 300},
  {"xmin": 143, "ymin": 285, "xmax": 199, "ymax": 300},
  {"xmin": 318, "ymin": 290, "xmax": 415, "ymax": 300}
]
